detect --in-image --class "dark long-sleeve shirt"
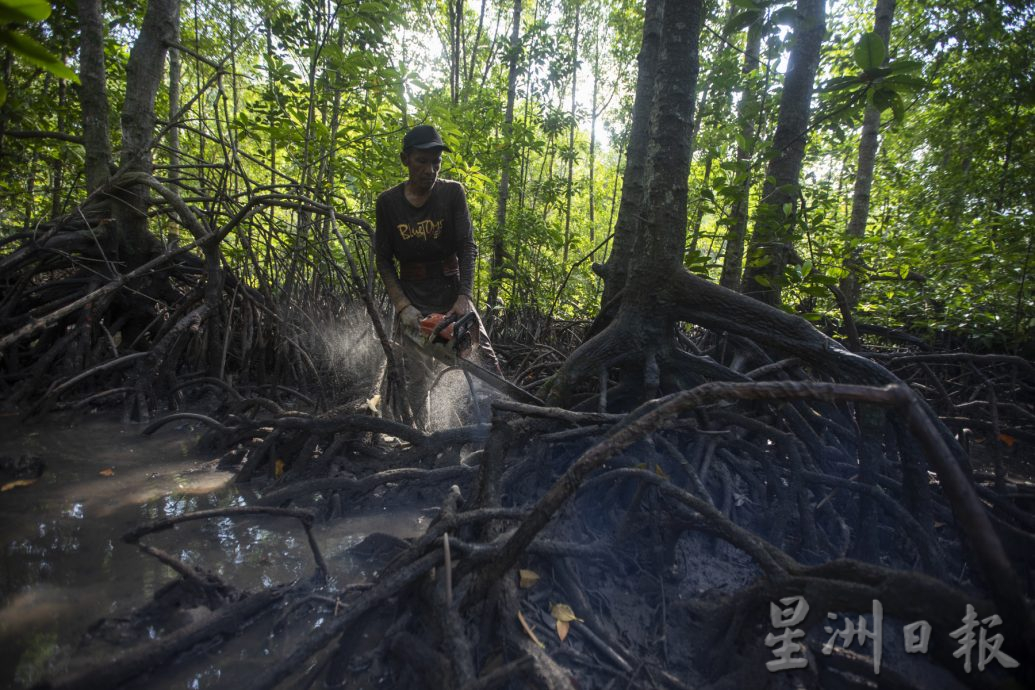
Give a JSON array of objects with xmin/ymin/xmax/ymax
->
[{"xmin": 374, "ymin": 179, "xmax": 477, "ymax": 314}]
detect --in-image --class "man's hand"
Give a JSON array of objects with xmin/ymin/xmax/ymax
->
[
  {"xmin": 400, "ymin": 305, "xmax": 422, "ymax": 335},
  {"xmin": 446, "ymin": 294, "xmax": 473, "ymax": 319}
]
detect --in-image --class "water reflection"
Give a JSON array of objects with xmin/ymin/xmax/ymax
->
[{"xmin": 0, "ymin": 414, "xmax": 429, "ymax": 689}]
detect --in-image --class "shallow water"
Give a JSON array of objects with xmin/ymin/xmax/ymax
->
[{"xmin": 0, "ymin": 412, "xmax": 427, "ymax": 689}]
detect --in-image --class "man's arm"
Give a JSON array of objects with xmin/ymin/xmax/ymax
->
[
  {"xmin": 374, "ymin": 194, "xmax": 412, "ymax": 314},
  {"xmin": 447, "ymin": 183, "xmax": 478, "ymax": 317}
]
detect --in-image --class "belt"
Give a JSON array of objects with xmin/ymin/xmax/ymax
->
[{"xmin": 398, "ymin": 254, "xmax": 459, "ymax": 281}]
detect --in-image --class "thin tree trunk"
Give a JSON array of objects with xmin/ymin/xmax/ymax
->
[
  {"xmin": 466, "ymin": 0, "xmax": 488, "ymax": 90},
  {"xmin": 450, "ymin": 0, "xmax": 462, "ymax": 103},
  {"xmin": 742, "ymin": 0, "xmax": 826, "ymax": 306},
  {"xmin": 688, "ymin": 153, "xmax": 711, "ymax": 251},
  {"xmin": 0, "ymin": 53, "xmax": 11, "ymax": 160},
  {"xmin": 719, "ymin": 22, "xmax": 762, "ymax": 291},
  {"xmin": 488, "ymin": 0, "xmax": 523, "ymax": 314},
  {"xmin": 77, "ymin": 0, "xmax": 112, "ymax": 195},
  {"xmin": 51, "ymin": 78, "xmax": 66, "ymax": 217},
  {"xmin": 166, "ymin": 2, "xmax": 182, "ymax": 247},
  {"xmin": 562, "ymin": 3, "xmax": 580, "ymax": 265},
  {"xmin": 588, "ymin": 24, "xmax": 600, "ymax": 250},
  {"xmin": 841, "ymin": 0, "xmax": 897, "ymax": 308}
]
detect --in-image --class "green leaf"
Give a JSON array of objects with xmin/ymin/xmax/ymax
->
[
  {"xmin": 0, "ymin": 0, "xmax": 51, "ymax": 23},
  {"xmin": 899, "ymin": 265, "xmax": 910, "ymax": 279},
  {"xmin": 802, "ymin": 259, "xmax": 813, "ymax": 277},
  {"xmin": 781, "ymin": 202, "xmax": 793, "ymax": 216},
  {"xmin": 753, "ymin": 274, "xmax": 772, "ymax": 287},
  {"xmin": 854, "ymin": 32, "xmax": 886, "ymax": 71},
  {"xmin": 0, "ymin": 80, "xmax": 5, "ymax": 108},
  {"xmin": 882, "ymin": 74, "xmax": 928, "ymax": 92},
  {"xmin": 0, "ymin": 29, "xmax": 79, "ymax": 83},
  {"xmin": 890, "ymin": 94, "xmax": 906, "ymax": 122},
  {"xmin": 886, "ymin": 59, "xmax": 923, "ymax": 75},
  {"xmin": 870, "ymin": 87, "xmax": 900, "ymax": 113},
  {"xmin": 724, "ymin": 9, "xmax": 761, "ymax": 35},
  {"xmin": 749, "ymin": 253, "xmax": 773, "ymax": 268},
  {"xmin": 731, "ymin": 0, "xmax": 760, "ymax": 9},
  {"xmin": 821, "ymin": 75, "xmax": 864, "ymax": 93}
]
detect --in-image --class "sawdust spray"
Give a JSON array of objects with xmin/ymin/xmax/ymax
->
[
  {"xmin": 425, "ymin": 367, "xmax": 477, "ymax": 431},
  {"xmin": 312, "ymin": 307, "xmax": 384, "ymax": 397},
  {"xmin": 301, "ymin": 304, "xmax": 481, "ymax": 428}
]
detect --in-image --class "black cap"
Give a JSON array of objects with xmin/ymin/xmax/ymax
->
[{"xmin": 402, "ymin": 124, "xmax": 451, "ymax": 152}]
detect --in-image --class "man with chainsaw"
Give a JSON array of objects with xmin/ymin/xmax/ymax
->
[{"xmin": 374, "ymin": 124, "xmax": 502, "ymax": 422}]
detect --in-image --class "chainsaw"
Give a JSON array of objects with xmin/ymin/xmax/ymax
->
[
  {"xmin": 402, "ymin": 312, "xmax": 544, "ymax": 406},
  {"xmin": 419, "ymin": 312, "xmax": 477, "ymax": 353}
]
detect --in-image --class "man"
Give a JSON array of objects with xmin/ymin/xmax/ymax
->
[{"xmin": 374, "ymin": 124, "xmax": 502, "ymax": 422}]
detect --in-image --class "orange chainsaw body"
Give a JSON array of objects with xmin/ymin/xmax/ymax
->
[{"xmin": 419, "ymin": 313, "xmax": 455, "ymax": 341}]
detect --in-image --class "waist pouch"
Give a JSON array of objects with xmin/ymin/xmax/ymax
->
[{"xmin": 399, "ymin": 254, "xmax": 459, "ymax": 281}]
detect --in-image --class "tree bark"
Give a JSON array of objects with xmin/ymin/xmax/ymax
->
[
  {"xmin": 50, "ymin": 78, "xmax": 67, "ymax": 217},
  {"xmin": 76, "ymin": 0, "xmax": 112, "ymax": 195},
  {"xmin": 719, "ymin": 22, "xmax": 763, "ymax": 291},
  {"xmin": 841, "ymin": 0, "xmax": 897, "ymax": 308},
  {"xmin": 562, "ymin": 2, "xmax": 580, "ymax": 265},
  {"xmin": 113, "ymin": 0, "xmax": 179, "ymax": 264},
  {"xmin": 166, "ymin": 2, "xmax": 182, "ymax": 247},
  {"xmin": 742, "ymin": 0, "xmax": 826, "ymax": 306},
  {"xmin": 487, "ymin": 0, "xmax": 522, "ymax": 315},
  {"xmin": 550, "ymin": 0, "xmax": 703, "ymax": 402},
  {"xmin": 594, "ymin": 0, "xmax": 664, "ymax": 314},
  {"xmin": 450, "ymin": 0, "xmax": 462, "ymax": 103},
  {"xmin": 628, "ymin": 0, "xmax": 701, "ymax": 282}
]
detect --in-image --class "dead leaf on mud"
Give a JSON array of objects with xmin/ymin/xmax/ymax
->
[
  {"xmin": 550, "ymin": 602, "xmax": 582, "ymax": 623},
  {"xmin": 518, "ymin": 569, "xmax": 540, "ymax": 588},
  {"xmin": 517, "ymin": 610, "xmax": 545, "ymax": 649},
  {"xmin": 98, "ymin": 468, "xmax": 115, "ymax": 477},
  {"xmin": 274, "ymin": 459, "xmax": 285, "ymax": 478},
  {"xmin": 551, "ymin": 603, "xmax": 582, "ymax": 642},
  {"xmin": 1, "ymin": 478, "xmax": 37, "ymax": 491}
]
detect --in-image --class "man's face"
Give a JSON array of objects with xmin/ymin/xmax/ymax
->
[{"xmin": 402, "ymin": 148, "xmax": 443, "ymax": 192}]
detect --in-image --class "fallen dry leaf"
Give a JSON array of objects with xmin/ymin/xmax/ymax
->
[
  {"xmin": 98, "ymin": 468, "xmax": 115, "ymax": 477},
  {"xmin": 274, "ymin": 459, "xmax": 285, "ymax": 479},
  {"xmin": 517, "ymin": 610, "xmax": 545, "ymax": 649},
  {"xmin": 1, "ymin": 478, "xmax": 37, "ymax": 492},
  {"xmin": 366, "ymin": 395, "xmax": 381, "ymax": 414},
  {"xmin": 550, "ymin": 602, "xmax": 582, "ymax": 623},
  {"xmin": 998, "ymin": 433, "xmax": 1016, "ymax": 448},
  {"xmin": 556, "ymin": 618, "xmax": 570, "ymax": 642},
  {"xmin": 518, "ymin": 569, "xmax": 540, "ymax": 589}
]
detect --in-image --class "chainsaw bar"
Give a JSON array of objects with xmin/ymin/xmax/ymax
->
[{"xmin": 402, "ymin": 331, "xmax": 545, "ymax": 406}]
